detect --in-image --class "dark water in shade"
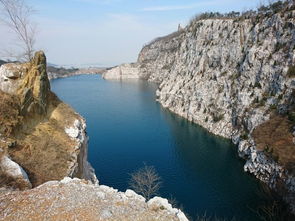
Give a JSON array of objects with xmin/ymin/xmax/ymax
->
[{"xmin": 51, "ymin": 75, "xmax": 272, "ymax": 220}]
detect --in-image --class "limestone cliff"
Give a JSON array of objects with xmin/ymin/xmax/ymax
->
[
  {"xmin": 0, "ymin": 51, "xmax": 97, "ymax": 189},
  {"xmin": 104, "ymin": 1, "xmax": 295, "ymax": 213},
  {"xmin": 103, "ymin": 63, "xmax": 140, "ymax": 80}
]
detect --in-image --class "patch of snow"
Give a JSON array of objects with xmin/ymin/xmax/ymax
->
[{"xmin": 0, "ymin": 156, "xmax": 31, "ymax": 187}]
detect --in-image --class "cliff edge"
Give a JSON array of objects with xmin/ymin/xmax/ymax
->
[{"xmin": 0, "ymin": 51, "xmax": 97, "ymax": 189}]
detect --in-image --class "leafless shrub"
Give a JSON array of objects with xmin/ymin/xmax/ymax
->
[
  {"xmin": 0, "ymin": 0, "xmax": 36, "ymax": 61},
  {"xmin": 129, "ymin": 164, "xmax": 162, "ymax": 200}
]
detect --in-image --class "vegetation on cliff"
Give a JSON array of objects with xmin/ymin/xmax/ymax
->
[{"xmin": 0, "ymin": 51, "xmax": 89, "ymax": 188}]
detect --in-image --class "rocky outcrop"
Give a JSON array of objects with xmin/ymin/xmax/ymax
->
[
  {"xmin": 65, "ymin": 119, "xmax": 98, "ymax": 184},
  {"xmin": 0, "ymin": 51, "xmax": 97, "ymax": 188},
  {"xmin": 0, "ymin": 63, "xmax": 27, "ymax": 94},
  {"xmin": 0, "ymin": 177, "xmax": 188, "ymax": 221},
  {"xmin": 105, "ymin": 1, "xmax": 295, "ymax": 213},
  {"xmin": 103, "ymin": 63, "xmax": 140, "ymax": 80}
]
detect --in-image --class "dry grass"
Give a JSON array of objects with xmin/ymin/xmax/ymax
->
[
  {"xmin": 0, "ymin": 90, "xmax": 21, "ymax": 137},
  {"xmin": 253, "ymin": 114, "xmax": 295, "ymax": 174},
  {"xmin": 8, "ymin": 93, "xmax": 81, "ymax": 187},
  {"xmin": 0, "ymin": 90, "xmax": 82, "ymax": 187},
  {"xmin": 1, "ymin": 52, "xmax": 84, "ymax": 189},
  {"xmin": 0, "ymin": 169, "xmax": 30, "ymax": 190}
]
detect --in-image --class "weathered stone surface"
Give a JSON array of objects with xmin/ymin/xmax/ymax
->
[
  {"xmin": 0, "ymin": 63, "xmax": 27, "ymax": 94},
  {"xmin": 0, "ymin": 51, "xmax": 97, "ymax": 188},
  {"xmin": 0, "ymin": 177, "xmax": 188, "ymax": 221},
  {"xmin": 103, "ymin": 63, "xmax": 140, "ymax": 80},
  {"xmin": 18, "ymin": 51, "xmax": 51, "ymax": 115}
]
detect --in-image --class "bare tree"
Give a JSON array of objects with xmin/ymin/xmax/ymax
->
[
  {"xmin": 0, "ymin": 0, "xmax": 36, "ymax": 61},
  {"xmin": 129, "ymin": 164, "xmax": 162, "ymax": 200}
]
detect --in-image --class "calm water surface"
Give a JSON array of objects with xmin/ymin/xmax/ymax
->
[{"xmin": 51, "ymin": 75, "xmax": 271, "ymax": 220}]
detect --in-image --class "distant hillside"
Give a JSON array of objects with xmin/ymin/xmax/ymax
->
[
  {"xmin": 0, "ymin": 60, "xmax": 7, "ymax": 66},
  {"xmin": 47, "ymin": 66, "xmax": 79, "ymax": 77}
]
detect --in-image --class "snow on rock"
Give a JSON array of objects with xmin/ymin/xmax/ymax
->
[
  {"xmin": 0, "ymin": 156, "xmax": 32, "ymax": 188},
  {"xmin": 65, "ymin": 119, "xmax": 81, "ymax": 140}
]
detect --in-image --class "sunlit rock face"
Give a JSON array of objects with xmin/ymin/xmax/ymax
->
[
  {"xmin": 104, "ymin": 3, "xmax": 295, "ymax": 213},
  {"xmin": 103, "ymin": 63, "xmax": 140, "ymax": 80},
  {"xmin": 0, "ymin": 51, "xmax": 97, "ymax": 189}
]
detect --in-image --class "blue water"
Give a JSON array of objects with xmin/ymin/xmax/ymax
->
[{"xmin": 51, "ymin": 75, "xmax": 271, "ymax": 220}]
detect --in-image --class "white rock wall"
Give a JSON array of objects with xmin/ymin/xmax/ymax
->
[
  {"xmin": 103, "ymin": 63, "xmax": 140, "ymax": 80},
  {"xmin": 103, "ymin": 7, "xmax": 295, "ymax": 213}
]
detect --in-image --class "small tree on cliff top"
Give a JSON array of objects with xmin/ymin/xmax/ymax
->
[
  {"xmin": 129, "ymin": 164, "xmax": 162, "ymax": 200},
  {"xmin": 0, "ymin": 0, "xmax": 36, "ymax": 61}
]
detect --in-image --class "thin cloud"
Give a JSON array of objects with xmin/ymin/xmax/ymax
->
[
  {"xmin": 142, "ymin": 0, "xmax": 245, "ymax": 12},
  {"xmin": 143, "ymin": 5, "xmax": 197, "ymax": 12}
]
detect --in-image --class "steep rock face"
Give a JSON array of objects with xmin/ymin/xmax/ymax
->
[
  {"xmin": 105, "ymin": 3, "xmax": 295, "ymax": 213},
  {"xmin": 0, "ymin": 177, "xmax": 188, "ymax": 221},
  {"xmin": 0, "ymin": 51, "xmax": 97, "ymax": 189},
  {"xmin": 142, "ymin": 8, "xmax": 295, "ymax": 212},
  {"xmin": 103, "ymin": 63, "xmax": 140, "ymax": 80}
]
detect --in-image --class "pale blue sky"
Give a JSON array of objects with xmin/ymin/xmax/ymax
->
[{"xmin": 1, "ymin": 0, "xmax": 265, "ymax": 67}]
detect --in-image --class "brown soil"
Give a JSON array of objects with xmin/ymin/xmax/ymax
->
[
  {"xmin": 1, "ymin": 52, "xmax": 86, "ymax": 189},
  {"xmin": 252, "ymin": 114, "xmax": 295, "ymax": 174},
  {"xmin": 7, "ymin": 92, "xmax": 81, "ymax": 187},
  {"xmin": 0, "ymin": 90, "xmax": 83, "ymax": 187},
  {"xmin": 0, "ymin": 90, "xmax": 21, "ymax": 137}
]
